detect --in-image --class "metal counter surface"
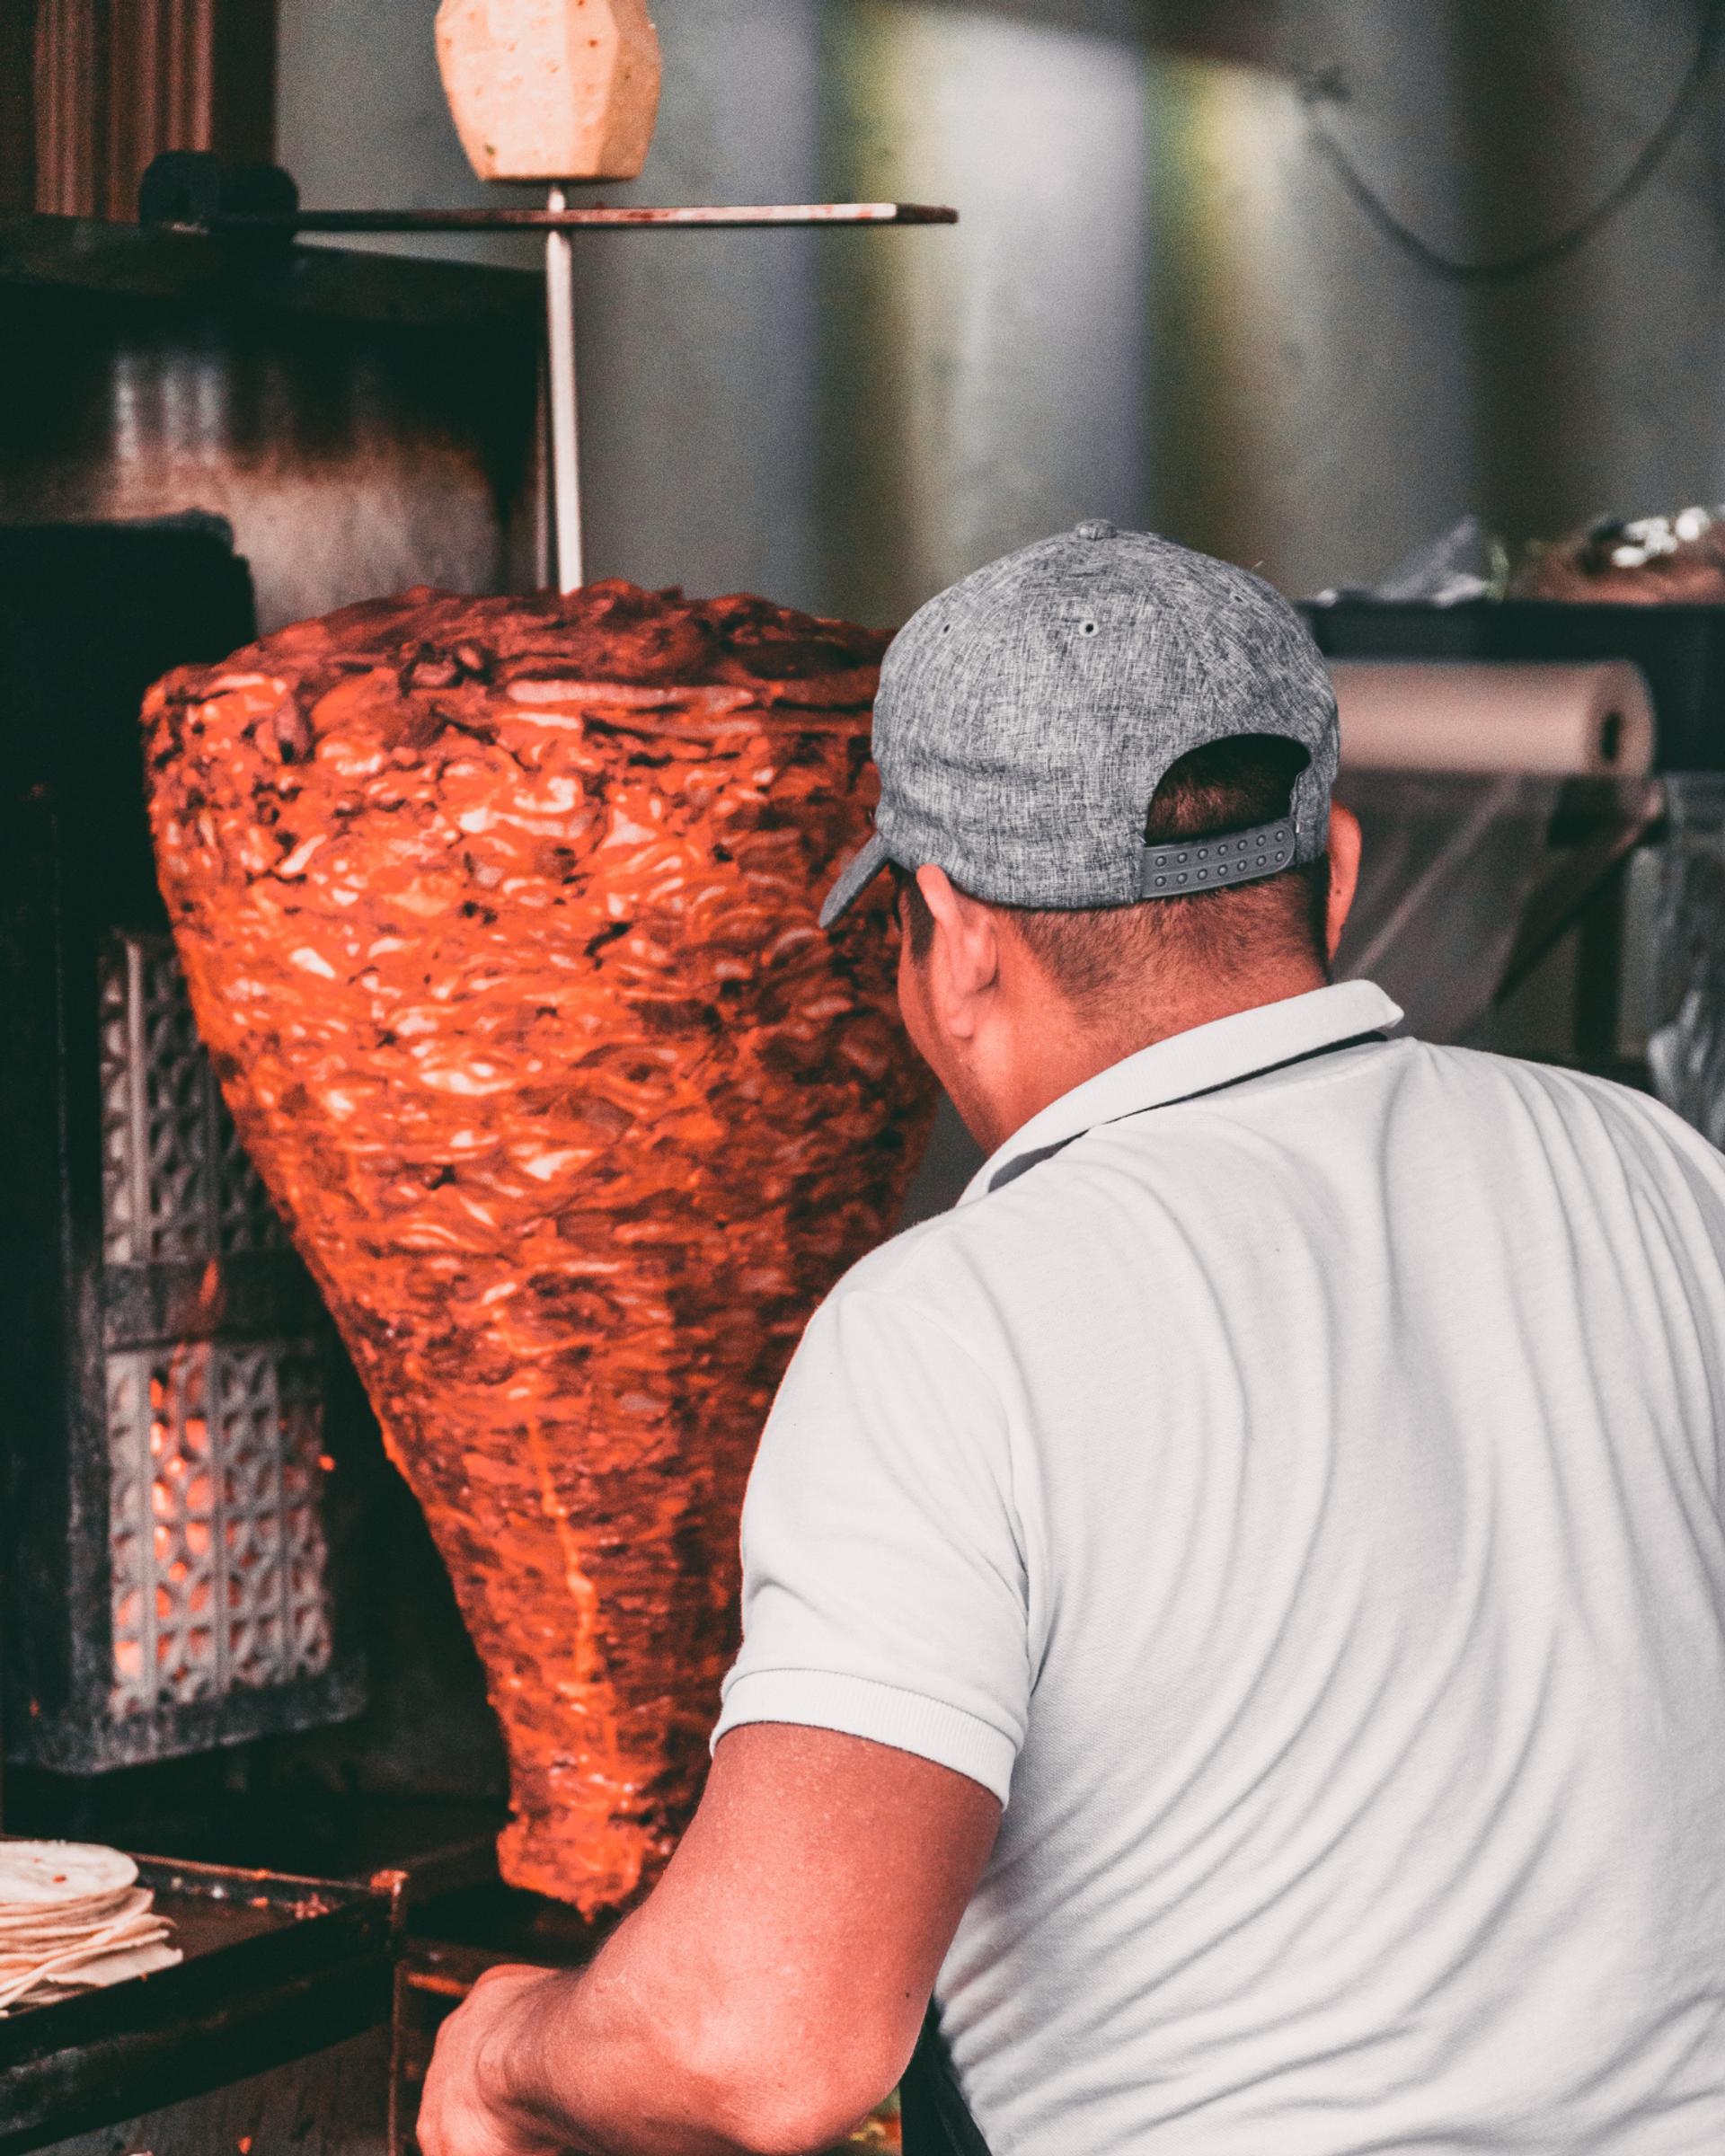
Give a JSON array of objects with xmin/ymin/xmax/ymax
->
[{"xmin": 0, "ymin": 1851, "xmax": 398, "ymax": 2156}]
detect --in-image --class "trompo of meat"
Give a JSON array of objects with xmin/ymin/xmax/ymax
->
[{"xmin": 143, "ymin": 580, "xmax": 934, "ymax": 1910}]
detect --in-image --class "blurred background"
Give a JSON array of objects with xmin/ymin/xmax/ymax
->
[{"xmin": 9, "ymin": 0, "xmax": 1725, "ymax": 627}]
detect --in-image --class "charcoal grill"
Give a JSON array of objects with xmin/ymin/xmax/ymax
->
[{"xmin": 0, "ymin": 520, "xmax": 361, "ymax": 1778}]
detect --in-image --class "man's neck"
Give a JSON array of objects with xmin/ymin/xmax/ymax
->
[
  {"xmin": 1085, "ymin": 959, "xmax": 1331, "ymax": 1071},
  {"xmin": 974, "ymin": 959, "xmax": 1331, "ymax": 1155}
]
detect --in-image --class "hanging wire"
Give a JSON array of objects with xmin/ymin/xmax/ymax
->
[{"xmin": 1306, "ymin": 0, "xmax": 1725, "ymax": 287}]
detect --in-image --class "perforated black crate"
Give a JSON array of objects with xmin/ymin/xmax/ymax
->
[{"xmin": 0, "ymin": 522, "xmax": 362, "ymax": 1773}]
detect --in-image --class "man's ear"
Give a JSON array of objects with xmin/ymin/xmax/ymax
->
[
  {"xmin": 1324, "ymin": 801, "xmax": 1362, "ymax": 961},
  {"xmin": 916, "ymin": 865, "xmax": 1000, "ymax": 1039}
]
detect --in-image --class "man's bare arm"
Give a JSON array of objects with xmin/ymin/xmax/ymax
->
[{"xmin": 418, "ymin": 1722, "xmax": 1002, "ymax": 2156}]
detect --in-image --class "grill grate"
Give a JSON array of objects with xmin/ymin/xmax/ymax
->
[
  {"xmin": 84, "ymin": 934, "xmax": 349, "ymax": 1753},
  {"xmin": 0, "ymin": 519, "xmax": 361, "ymax": 1775},
  {"xmin": 99, "ymin": 937, "xmax": 286, "ymax": 1267},
  {"xmin": 107, "ymin": 1339, "xmax": 335, "ymax": 1718}
]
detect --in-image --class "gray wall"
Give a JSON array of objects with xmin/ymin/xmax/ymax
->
[{"xmin": 276, "ymin": 0, "xmax": 1725, "ymax": 623}]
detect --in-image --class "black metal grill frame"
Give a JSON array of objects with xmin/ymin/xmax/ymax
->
[{"xmin": 0, "ymin": 521, "xmax": 362, "ymax": 1775}]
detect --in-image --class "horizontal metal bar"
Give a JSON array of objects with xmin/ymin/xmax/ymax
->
[{"xmin": 175, "ymin": 202, "xmax": 958, "ymax": 235}]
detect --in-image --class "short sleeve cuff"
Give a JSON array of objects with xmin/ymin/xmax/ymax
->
[{"xmin": 712, "ymin": 1669, "xmax": 1017, "ymax": 1807}]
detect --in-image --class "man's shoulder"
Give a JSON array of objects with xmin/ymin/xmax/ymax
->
[
  {"xmin": 827, "ymin": 1044, "xmax": 1725, "ymax": 1321},
  {"xmin": 1406, "ymin": 1038, "xmax": 1704, "ymax": 1142},
  {"xmin": 812, "ymin": 1174, "xmax": 1090, "ymax": 1354},
  {"xmin": 1358, "ymin": 1037, "xmax": 1725, "ymax": 1211},
  {"xmin": 818, "ymin": 1143, "xmax": 1170, "ymax": 1355},
  {"xmin": 823, "ymin": 1201, "xmax": 996, "ymax": 1312}
]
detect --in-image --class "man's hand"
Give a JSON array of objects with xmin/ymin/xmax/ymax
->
[
  {"xmin": 419, "ymin": 1964, "xmax": 567, "ymax": 2156},
  {"xmin": 414, "ymin": 1725, "xmax": 1001, "ymax": 2156}
]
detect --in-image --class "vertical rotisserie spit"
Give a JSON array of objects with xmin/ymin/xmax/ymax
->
[{"xmin": 143, "ymin": 581, "xmax": 933, "ymax": 1909}]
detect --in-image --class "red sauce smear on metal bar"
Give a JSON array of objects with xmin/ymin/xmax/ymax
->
[{"xmin": 144, "ymin": 581, "xmax": 934, "ymax": 1910}]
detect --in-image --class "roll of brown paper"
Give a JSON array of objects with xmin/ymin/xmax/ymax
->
[{"xmin": 1331, "ymin": 660, "xmax": 1655, "ymax": 778}]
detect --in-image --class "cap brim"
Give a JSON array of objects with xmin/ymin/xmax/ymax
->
[{"xmin": 818, "ymin": 833, "xmax": 892, "ymax": 929}]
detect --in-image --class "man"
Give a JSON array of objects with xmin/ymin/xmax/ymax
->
[{"xmin": 420, "ymin": 524, "xmax": 1725, "ymax": 2155}]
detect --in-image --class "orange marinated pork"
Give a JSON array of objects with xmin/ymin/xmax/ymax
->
[{"xmin": 145, "ymin": 581, "xmax": 933, "ymax": 1909}]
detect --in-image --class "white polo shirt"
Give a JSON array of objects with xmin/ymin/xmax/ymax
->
[{"xmin": 714, "ymin": 981, "xmax": 1725, "ymax": 2155}]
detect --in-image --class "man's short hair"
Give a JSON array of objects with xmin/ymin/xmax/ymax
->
[{"xmin": 894, "ymin": 734, "xmax": 1331, "ymax": 1014}]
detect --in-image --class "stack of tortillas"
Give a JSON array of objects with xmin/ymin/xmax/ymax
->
[{"xmin": 0, "ymin": 1842, "xmax": 181, "ymax": 2012}]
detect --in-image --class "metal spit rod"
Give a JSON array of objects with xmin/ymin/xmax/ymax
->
[
  {"xmin": 183, "ymin": 196, "xmax": 955, "ymax": 600},
  {"xmin": 544, "ymin": 184, "xmax": 583, "ymax": 595}
]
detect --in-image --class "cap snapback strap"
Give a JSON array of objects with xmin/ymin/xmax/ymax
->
[{"xmin": 1138, "ymin": 818, "xmax": 1296, "ymax": 899}]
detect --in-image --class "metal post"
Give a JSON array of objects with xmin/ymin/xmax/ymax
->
[{"xmin": 545, "ymin": 182, "xmax": 583, "ymax": 593}]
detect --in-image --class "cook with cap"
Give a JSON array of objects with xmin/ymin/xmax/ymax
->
[{"xmin": 421, "ymin": 524, "xmax": 1725, "ymax": 2155}]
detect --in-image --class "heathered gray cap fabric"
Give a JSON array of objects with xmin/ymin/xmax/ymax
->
[{"xmin": 820, "ymin": 520, "xmax": 1339, "ymax": 925}]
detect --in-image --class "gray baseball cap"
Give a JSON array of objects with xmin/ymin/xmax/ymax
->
[{"xmin": 820, "ymin": 519, "xmax": 1340, "ymax": 927}]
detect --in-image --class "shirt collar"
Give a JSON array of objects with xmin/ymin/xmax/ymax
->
[{"xmin": 960, "ymin": 979, "xmax": 1405, "ymax": 1206}]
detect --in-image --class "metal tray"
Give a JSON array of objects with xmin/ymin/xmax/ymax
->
[{"xmin": 0, "ymin": 1851, "xmax": 400, "ymax": 2156}]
